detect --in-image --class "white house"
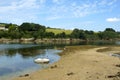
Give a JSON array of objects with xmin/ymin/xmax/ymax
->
[{"xmin": 0, "ymin": 25, "xmax": 8, "ymax": 30}]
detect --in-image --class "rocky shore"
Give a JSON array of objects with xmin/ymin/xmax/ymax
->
[{"xmin": 0, "ymin": 38, "xmax": 83, "ymax": 44}]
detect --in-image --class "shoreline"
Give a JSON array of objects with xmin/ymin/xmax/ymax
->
[
  {"xmin": 0, "ymin": 38, "xmax": 119, "ymax": 44},
  {"xmin": 14, "ymin": 46, "xmax": 120, "ymax": 80}
]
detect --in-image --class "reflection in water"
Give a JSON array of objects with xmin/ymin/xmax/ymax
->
[
  {"xmin": 0, "ymin": 44, "xmax": 62, "ymax": 80},
  {"xmin": 4, "ymin": 47, "xmax": 45, "ymax": 58},
  {"xmin": 0, "ymin": 41, "xmax": 119, "ymax": 80}
]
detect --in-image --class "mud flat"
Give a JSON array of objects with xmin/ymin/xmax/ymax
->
[{"xmin": 14, "ymin": 46, "xmax": 120, "ymax": 80}]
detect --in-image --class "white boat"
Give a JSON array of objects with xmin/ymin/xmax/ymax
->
[{"xmin": 34, "ymin": 58, "xmax": 50, "ymax": 63}]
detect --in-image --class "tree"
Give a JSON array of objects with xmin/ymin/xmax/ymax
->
[
  {"xmin": 19, "ymin": 23, "xmax": 31, "ymax": 31},
  {"xmin": 19, "ymin": 23, "xmax": 46, "ymax": 32},
  {"xmin": 19, "ymin": 22, "xmax": 46, "ymax": 38},
  {"xmin": 79, "ymin": 30, "xmax": 86, "ymax": 39},
  {"xmin": 45, "ymin": 32, "xmax": 55, "ymax": 38},
  {"xmin": 71, "ymin": 29, "xmax": 86, "ymax": 40},
  {"xmin": 8, "ymin": 25, "xmax": 17, "ymax": 32},
  {"xmin": 104, "ymin": 28, "xmax": 116, "ymax": 32},
  {"xmin": 98, "ymin": 28, "xmax": 118, "ymax": 40},
  {"xmin": 71, "ymin": 28, "xmax": 80, "ymax": 38},
  {"xmin": 55, "ymin": 32, "xmax": 66, "ymax": 38}
]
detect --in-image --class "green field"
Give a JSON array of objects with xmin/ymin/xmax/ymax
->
[
  {"xmin": 46, "ymin": 28, "xmax": 72, "ymax": 35},
  {"xmin": 0, "ymin": 23, "xmax": 5, "ymax": 27}
]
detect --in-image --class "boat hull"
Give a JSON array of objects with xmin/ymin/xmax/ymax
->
[{"xmin": 34, "ymin": 58, "xmax": 49, "ymax": 63}]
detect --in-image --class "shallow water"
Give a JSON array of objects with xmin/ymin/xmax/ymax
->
[
  {"xmin": 0, "ymin": 41, "xmax": 120, "ymax": 80},
  {"xmin": 0, "ymin": 44, "xmax": 62, "ymax": 80}
]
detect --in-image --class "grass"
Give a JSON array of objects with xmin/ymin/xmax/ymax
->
[
  {"xmin": 46, "ymin": 28, "xmax": 72, "ymax": 35},
  {"xmin": 0, "ymin": 24, "xmax": 5, "ymax": 27}
]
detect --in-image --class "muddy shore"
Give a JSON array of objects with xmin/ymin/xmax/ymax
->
[{"xmin": 14, "ymin": 46, "xmax": 120, "ymax": 80}]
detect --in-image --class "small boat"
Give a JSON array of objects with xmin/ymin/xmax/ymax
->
[{"xmin": 34, "ymin": 58, "xmax": 50, "ymax": 63}]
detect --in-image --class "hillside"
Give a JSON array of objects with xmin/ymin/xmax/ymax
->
[
  {"xmin": 46, "ymin": 28, "xmax": 72, "ymax": 35},
  {"xmin": 0, "ymin": 23, "xmax": 6, "ymax": 26}
]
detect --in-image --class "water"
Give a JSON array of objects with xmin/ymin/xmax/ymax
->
[
  {"xmin": 0, "ymin": 41, "xmax": 120, "ymax": 80},
  {"xmin": 0, "ymin": 44, "xmax": 62, "ymax": 80}
]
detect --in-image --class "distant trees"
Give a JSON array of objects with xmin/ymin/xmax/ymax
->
[
  {"xmin": 19, "ymin": 23, "xmax": 45, "ymax": 32},
  {"xmin": 84, "ymin": 30, "xmax": 99, "ymax": 40},
  {"xmin": 45, "ymin": 32, "xmax": 55, "ymax": 38},
  {"xmin": 18, "ymin": 23, "xmax": 46, "ymax": 39},
  {"xmin": 0, "ymin": 23, "xmax": 120, "ymax": 41},
  {"xmin": 71, "ymin": 28, "xmax": 118, "ymax": 41},
  {"xmin": 98, "ymin": 28, "xmax": 118, "ymax": 40},
  {"xmin": 71, "ymin": 29, "xmax": 88, "ymax": 40},
  {"xmin": 105, "ymin": 28, "xmax": 116, "ymax": 32}
]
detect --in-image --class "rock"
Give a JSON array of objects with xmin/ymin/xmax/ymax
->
[
  {"xmin": 50, "ymin": 65, "xmax": 57, "ymax": 69},
  {"xmin": 116, "ymin": 64, "xmax": 120, "ymax": 67},
  {"xmin": 67, "ymin": 72, "xmax": 74, "ymax": 76},
  {"xmin": 107, "ymin": 75, "xmax": 116, "ymax": 78},
  {"xmin": 24, "ymin": 74, "xmax": 29, "ymax": 77},
  {"xmin": 19, "ymin": 74, "xmax": 29, "ymax": 77}
]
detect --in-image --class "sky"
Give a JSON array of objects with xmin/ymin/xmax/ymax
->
[{"xmin": 0, "ymin": 0, "xmax": 120, "ymax": 31}]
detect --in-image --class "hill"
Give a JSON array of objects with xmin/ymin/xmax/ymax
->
[{"xmin": 46, "ymin": 28, "xmax": 72, "ymax": 35}]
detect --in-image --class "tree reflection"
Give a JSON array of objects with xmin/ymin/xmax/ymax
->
[{"xmin": 4, "ymin": 47, "xmax": 45, "ymax": 58}]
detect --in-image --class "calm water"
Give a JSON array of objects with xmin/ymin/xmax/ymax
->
[
  {"xmin": 0, "ymin": 41, "xmax": 120, "ymax": 80},
  {"xmin": 0, "ymin": 44, "xmax": 62, "ymax": 80}
]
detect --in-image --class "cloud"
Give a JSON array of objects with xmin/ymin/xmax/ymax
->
[
  {"xmin": 0, "ymin": 0, "xmax": 119, "ymax": 24},
  {"xmin": 0, "ymin": 0, "xmax": 42, "ymax": 24},
  {"xmin": 52, "ymin": 0, "xmax": 59, "ymax": 3},
  {"xmin": 40, "ymin": 0, "xmax": 46, "ymax": 4},
  {"xmin": 45, "ymin": 0, "xmax": 118, "ymax": 19},
  {"xmin": 46, "ymin": 15, "xmax": 62, "ymax": 20},
  {"xmin": 0, "ymin": 0, "xmax": 40, "ymax": 12},
  {"xmin": 106, "ymin": 17, "xmax": 120, "ymax": 22},
  {"xmin": 71, "ymin": 0, "xmax": 117, "ymax": 17}
]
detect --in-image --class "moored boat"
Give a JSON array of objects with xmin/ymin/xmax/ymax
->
[{"xmin": 34, "ymin": 58, "xmax": 50, "ymax": 63}]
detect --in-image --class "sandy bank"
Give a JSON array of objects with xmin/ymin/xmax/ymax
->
[{"xmin": 14, "ymin": 46, "xmax": 120, "ymax": 80}]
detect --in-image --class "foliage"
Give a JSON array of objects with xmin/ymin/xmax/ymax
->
[
  {"xmin": 45, "ymin": 32, "xmax": 55, "ymax": 38},
  {"xmin": 19, "ymin": 22, "xmax": 45, "ymax": 32},
  {"xmin": 98, "ymin": 28, "xmax": 118, "ymax": 40},
  {"xmin": 0, "ymin": 22, "xmax": 120, "ymax": 40},
  {"xmin": 71, "ymin": 29, "xmax": 86, "ymax": 39}
]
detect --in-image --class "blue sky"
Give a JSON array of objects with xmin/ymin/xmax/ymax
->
[{"xmin": 0, "ymin": 0, "xmax": 120, "ymax": 31}]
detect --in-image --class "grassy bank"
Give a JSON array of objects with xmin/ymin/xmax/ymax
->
[{"xmin": 46, "ymin": 28, "xmax": 72, "ymax": 35}]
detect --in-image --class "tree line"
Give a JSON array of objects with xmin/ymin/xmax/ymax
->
[{"xmin": 0, "ymin": 22, "xmax": 120, "ymax": 40}]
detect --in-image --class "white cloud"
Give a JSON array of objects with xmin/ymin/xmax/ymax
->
[
  {"xmin": 71, "ymin": 0, "xmax": 117, "ymax": 18},
  {"xmin": 46, "ymin": 15, "xmax": 61, "ymax": 20},
  {"xmin": 46, "ymin": 0, "xmax": 118, "ymax": 19},
  {"xmin": 0, "ymin": 0, "xmax": 41, "ymax": 24},
  {"xmin": 52, "ymin": 0, "xmax": 64, "ymax": 4},
  {"xmin": 0, "ymin": 0, "xmax": 119, "ymax": 24},
  {"xmin": 16, "ymin": 0, "xmax": 39, "ymax": 8},
  {"xmin": 108, "ymin": 0, "xmax": 117, "ymax": 5},
  {"xmin": 39, "ymin": 0, "xmax": 46, "ymax": 4},
  {"xmin": 0, "ymin": 0, "xmax": 40, "ymax": 13},
  {"xmin": 52, "ymin": 0, "xmax": 59, "ymax": 3},
  {"xmin": 106, "ymin": 17, "xmax": 120, "ymax": 22}
]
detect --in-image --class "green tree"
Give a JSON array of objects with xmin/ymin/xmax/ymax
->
[
  {"xmin": 71, "ymin": 29, "xmax": 86, "ymax": 40},
  {"xmin": 45, "ymin": 32, "xmax": 55, "ymax": 38},
  {"xmin": 71, "ymin": 28, "xmax": 80, "ymax": 38},
  {"xmin": 8, "ymin": 25, "xmax": 17, "ymax": 32},
  {"xmin": 104, "ymin": 28, "xmax": 116, "ymax": 32},
  {"xmin": 98, "ymin": 28, "xmax": 118, "ymax": 40}
]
